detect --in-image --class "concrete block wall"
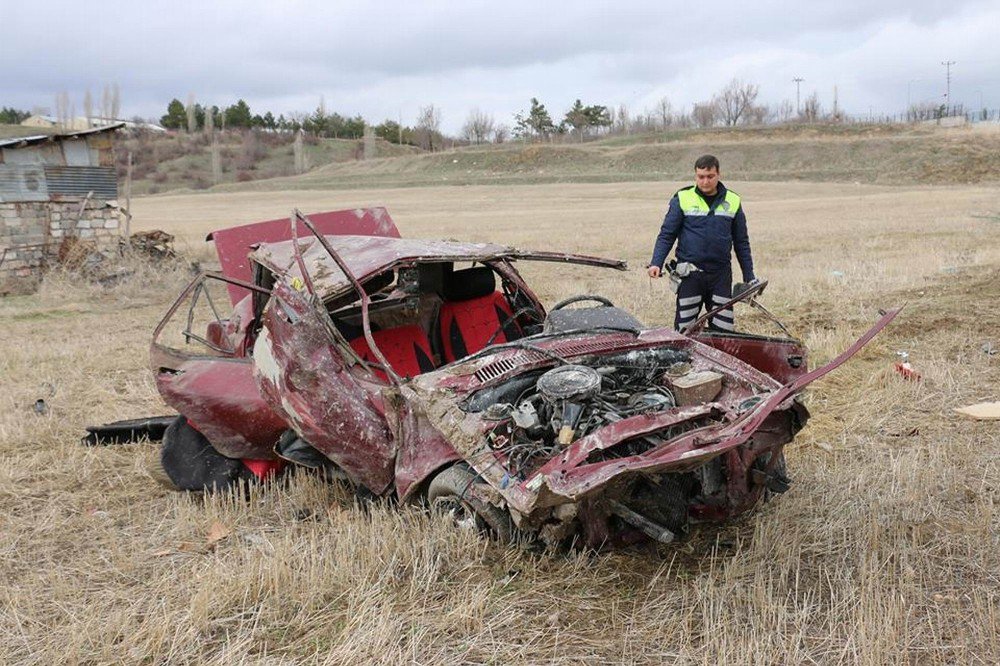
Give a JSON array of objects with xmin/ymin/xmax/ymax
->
[{"xmin": 0, "ymin": 200, "xmax": 121, "ymax": 293}]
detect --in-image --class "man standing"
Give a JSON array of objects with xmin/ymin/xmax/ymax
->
[{"xmin": 647, "ymin": 155, "xmax": 757, "ymax": 332}]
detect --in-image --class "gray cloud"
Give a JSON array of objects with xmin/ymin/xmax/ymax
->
[{"xmin": 1, "ymin": 0, "xmax": 995, "ymax": 131}]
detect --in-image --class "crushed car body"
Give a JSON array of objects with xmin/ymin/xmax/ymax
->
[{"xmin": 150, "ymin": 207, "xmax": 899, "ymax": 547}]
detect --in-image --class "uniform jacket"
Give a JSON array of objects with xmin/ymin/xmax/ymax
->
[{"xmin": 649, "ymin": 182, "xmax": 755, "ymax": 281}]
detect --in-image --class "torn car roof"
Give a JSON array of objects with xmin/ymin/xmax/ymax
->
[{"xmin": 250, "ymin": 235, "xmax": 626, "ymax": 298}]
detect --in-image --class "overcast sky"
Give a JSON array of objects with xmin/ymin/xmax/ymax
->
[{"xmin": 2, "ymin": 0, "xmax": 997, "ymax": 132}]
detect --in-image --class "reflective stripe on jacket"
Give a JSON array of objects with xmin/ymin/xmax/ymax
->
[{"xmin": 650, "ymin": 182, "xmax": 755, "ymax": 280}]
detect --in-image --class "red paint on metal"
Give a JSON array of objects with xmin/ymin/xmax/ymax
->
[
  {"xmin": 154, "ymin": 358, "xmax": 287, "ymax": 460},
  {"xmin": 692, "ymin": 332, "xmax": 808, "ymax": 384},
  {"xmin": 209, "ymin": 207, "xmax": 401, "ymax": 304},
  {"xmin": 530, "ymin": 308, "xmax": 902, "ymax": 503},
  {"xmin": 242, "ymin": 458, "xmax": 286, "ymax": 479},
  {"xmin": 253, "ymin": 280, "xmax": 396, "ymax": 493}
]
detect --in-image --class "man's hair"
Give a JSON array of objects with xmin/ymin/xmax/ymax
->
[{"xmin": 694, "ymin": 154, "xmax": 720, "ymax": 171}]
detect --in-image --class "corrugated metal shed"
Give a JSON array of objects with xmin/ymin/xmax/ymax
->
[
  {"xmin": 0, "ymin": 123, "xmax": 121, "ymax": 202},
  {"xmin": 44, "ymin": 166, "xmax": 117, "ymax": 199}
]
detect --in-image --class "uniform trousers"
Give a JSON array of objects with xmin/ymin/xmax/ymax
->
[{"xmin": 674, "ymin": 266, "xmax": 734, "ymax": 332}]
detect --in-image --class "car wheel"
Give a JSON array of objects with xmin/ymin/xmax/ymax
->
[
  {"xmin": 427, "ymin": 463, "xmax": 513, "ymax": 542},
  {"xmin": 156, "ymin": 416, "xmax": 251, "ymax": 492}
]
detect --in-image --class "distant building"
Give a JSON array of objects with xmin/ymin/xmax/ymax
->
[
  {"xmin": 21, "ymin": 114, "xmax": 166, "ymax": 133},
  {"xmin": 0, "ymin": 123, "xmax": 125, "ymax": 294}
]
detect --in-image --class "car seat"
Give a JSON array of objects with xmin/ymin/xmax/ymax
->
[
  {"xmin": 438, "ymin": 266, "xmax": 520, "ymax": 362},
  {"xmin": 349, "ymin": 324, "xmax": 436, "ymax": 381}
]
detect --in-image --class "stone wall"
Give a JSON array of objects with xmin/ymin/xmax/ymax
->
[{"xmin": 0, "ymin": 200, "xmax": 121, "ymax": 294}]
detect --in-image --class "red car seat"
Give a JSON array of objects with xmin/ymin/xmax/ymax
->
[
  {"xmin": 349, "ymin": 324, "xmax": 436, "ymax": 381},
  {"xmin": 439, "ymin": 267, "xmax": 520, "ymax": 362}
]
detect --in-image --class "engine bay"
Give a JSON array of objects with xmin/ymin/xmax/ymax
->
[{"xmin": 463, "ymin": 345, "xmax": 756, "ymax": 480}]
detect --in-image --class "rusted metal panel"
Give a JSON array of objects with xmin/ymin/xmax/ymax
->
[
  {"xmin": 2, "ymin": 143, "xmax": 64, "ymax": 166},
  {"xmin": 0, "ymin": 165, "xmax": 49, "ymax": 202},
  {"xmin": 209, "ymin": 207, "xmax": 401, "ymax": 305},
  {"xmin": 61, "ymin": 140, "xmax": 92, "ymax": 167},
  {"xmin": 44, "ymin": 166, "xmax": 117, "ymax": 199},
  {"xmin": 0, "ymin": 123, "xmax": 123, "ymax": 150},
  {"xmin": 252, "ymin": 280, "xmax": 397, "ymax": 493}
]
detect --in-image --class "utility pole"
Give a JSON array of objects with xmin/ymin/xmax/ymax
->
[
  {"xmin": 792, "ymin": 77, "xmax": 804, "ymax": 114},
  {"xmin": 941, "ymin": 60, "xmax": 955, "ymax": 108}
]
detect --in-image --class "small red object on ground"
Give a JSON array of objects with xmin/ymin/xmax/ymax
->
[{"xmin": 894, "ymin": 361, "xmax": 922, "ymax": 382}]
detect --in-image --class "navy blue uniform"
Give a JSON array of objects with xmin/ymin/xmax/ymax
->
[{"xmin": 649, "ymin": 182, "xmax": 755, "ymax": 331}]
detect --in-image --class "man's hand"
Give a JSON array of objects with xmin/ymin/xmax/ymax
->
[{"xmin": 647, "ymin": 265, "xmax": 661, "ymax": 278}]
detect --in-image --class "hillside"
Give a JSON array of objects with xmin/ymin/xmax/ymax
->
[
  {"xmin": 211, "ymin": 123, "xmax": 1000, "ymax": 193},
  {"xmin": 114, "ymin": 131, "xmax": 421, "ymax": 195}
]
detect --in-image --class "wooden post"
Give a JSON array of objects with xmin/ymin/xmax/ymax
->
[
  {"xmin": 123, "ymin": 151, "xmax": 133, "ymax": 240},
  {"xmin": 74, "ymin": 191, "xmax": 94, "ymax": 232}
]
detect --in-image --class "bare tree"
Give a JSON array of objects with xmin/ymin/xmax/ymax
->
[
  {"xmin": 55, "ymin": 91, "xmax": 71, "ymax": 130},
  {"xmin": 615, "ymin": 103, "xmax": 631, "ymax": 134},
  {"xmin": 493, "ymin": 124, "xmax": 510, "ymax": 144},
  {"xmin": 83, "ymin": 89, "xmax": 93, "ymax": 128},
  {"xmin": 692, "ymin": 101, "xmax": 717, "ymax": 128},
  {"xmin": 186, "ymin": 93, "xmax": 197, "ymax": 133},
  {"xmin": 656, "ymin": 97, "xmax": 673, "ymax": 130},
  {"xmin": 110, "ymin": 83, "xmax": 120, "ymax": 120},
  {"xmin": 800, "ymin": 93, "xmax": 822, "ymax": 122},
  {"xmin": 715, "ymin": 78, "xmax": 759, "ymax": 126},
  {"xmin": 745, "ymin": 104, "xmax": 769, "ymax": 126},
  {"xmin": 101, "ymin": 85, "xmax": 112, "ymax": 120},
  {"xmin": 907, "ymin": 101, "xmax": 938, "ymax": 122},
  {"xmin": 461, "ymin": 108, "xmax": 495, "ymax": 145},
  {"xmin": 415, "ymin": 104, "xmax": 442, "ymax": 151},
  {"xmin": 775, "ymin": 99, "xmax": 794, "ymax": 122}
]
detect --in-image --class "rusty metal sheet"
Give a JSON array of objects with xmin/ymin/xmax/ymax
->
[
  {"xmin": 209, "ymin": 207, "xmax": 401, "ymax": 305},
  {"xmin": 44, "ymin": 166, "xmax": 117, "ymax": 199}
]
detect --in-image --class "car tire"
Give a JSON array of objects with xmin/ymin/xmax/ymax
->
[
  {"xmin": 427, "ymin": 463, "xmax": 514, "ymax": 542},
  {"xmin": 156, "ymin": 416, "xmax": 251, "ymax": 492}
]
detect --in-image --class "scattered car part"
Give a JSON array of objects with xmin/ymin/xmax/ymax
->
[{"xmin": 82, "ymin": 415, "xmax": 177, "ymax": 445}]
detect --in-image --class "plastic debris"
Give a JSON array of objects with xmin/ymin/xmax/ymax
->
[
  {"xmin": 982, "ymin": 341, "xmax": 997, "ymax": 356},
  {"xmin": 953, "ymin": 402, "xmax": 1000, "ymax": 420},
  {"xmin": 894, "ymin": 351, "xmax": 922, "ymax": 381}
]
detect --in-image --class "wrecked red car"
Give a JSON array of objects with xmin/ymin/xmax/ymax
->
[{"xmin": 149, "ymin": 207, "xmax": 898, "ymax": 547}]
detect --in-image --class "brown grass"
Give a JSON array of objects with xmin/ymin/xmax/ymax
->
[{"xmin": 1, "ymin": 181, "xmax": 997, "ymax": 664}]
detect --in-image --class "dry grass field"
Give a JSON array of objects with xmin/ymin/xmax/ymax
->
[{"xmin": 2, "ymin": 180, "xmax": 998, "ymax": 664}]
